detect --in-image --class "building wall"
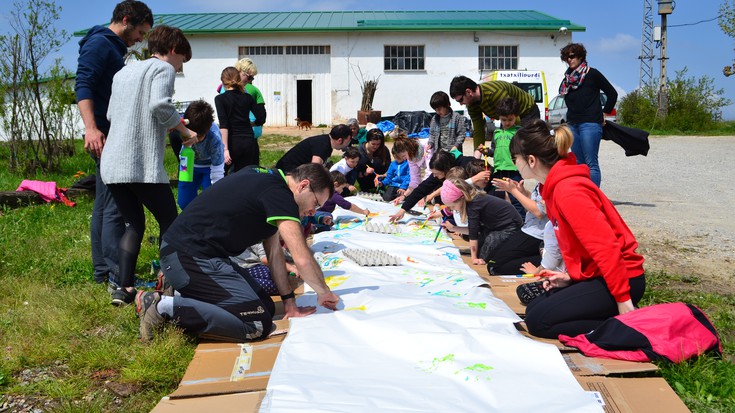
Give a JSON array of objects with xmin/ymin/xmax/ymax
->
[{"xmin": 173, "ymin": 30, "xmax": 571, "ymax": 127}]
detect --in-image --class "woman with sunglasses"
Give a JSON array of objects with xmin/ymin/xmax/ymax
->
[{"xmin": 558, "ymin": 43, "xmax": 617, "ymax": 188}]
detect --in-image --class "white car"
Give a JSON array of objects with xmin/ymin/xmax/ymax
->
[{"xmin": 548, "ymin": 93, "xmax": 617, "ymax": 126}]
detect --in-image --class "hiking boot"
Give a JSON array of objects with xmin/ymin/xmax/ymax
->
[
  {"xmin": 135, "ymin": 291, "xmax": 164, "ymax": 342},
  {"xmin": 110, "ymin": 287, "xmax": 137, "ymax": 306},
  {"xmin": 155, "ymin": 270, "xmax": 174, "ymax": 297}
]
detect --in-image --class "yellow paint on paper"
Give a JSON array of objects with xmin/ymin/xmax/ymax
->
[{"xmin": 325, "ymin": 275, "xmax": 349, "ymax": 289}]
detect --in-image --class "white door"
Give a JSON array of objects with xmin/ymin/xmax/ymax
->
[{"xmin": 240, "ymin": 46, "xmax": 331, "ymax": 127}]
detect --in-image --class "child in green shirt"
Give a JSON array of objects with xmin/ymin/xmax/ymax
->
[{"xmin": 489, "ymin": 97, "xmax": 524, "ymax": 216}]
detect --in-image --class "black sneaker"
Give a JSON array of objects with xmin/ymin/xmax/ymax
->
[
  {"xmin": 110, "ymin": 287, "xmax": 137, "ymax": 306},
  {"xmin": 135, "ymin": 291, "xmax": 164, "ymax": 342},
  {"xmin": 516, "ymin": 281, "xmax": 546, "ymax": 306}
]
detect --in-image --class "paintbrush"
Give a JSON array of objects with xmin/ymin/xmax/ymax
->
[
  {"xmin": 433, "ymin": 216, "xmax": 448, "ymax": 243},
  {"xmin": 419, "ymin": 215, "xmax": 432, "ymax": 229}
]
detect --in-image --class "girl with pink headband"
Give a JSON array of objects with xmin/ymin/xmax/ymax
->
[{"xmin": 439, "ymin": 178, "xmax": 522, "ymax": 265}]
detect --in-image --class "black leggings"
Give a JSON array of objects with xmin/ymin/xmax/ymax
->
[
  {"xmin": 107, "ymin": 183, "xmax": 178, "ymax": 288},
  {"xmin": 487, "ymin": 230, "xmax": 542, "ymax": 275},
  {"xmin": 230, "ymin": 135, "xmax": 259, "ymax": 173},
  {"xmin": 524, "ymin": 274, "xmax": 646, "ymax": 339}
]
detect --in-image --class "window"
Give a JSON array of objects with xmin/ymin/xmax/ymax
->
[
  {"xmin": 514, "ymin": 83, "xmax": 544, "ymax": 104},
  {"xmin": 238, "ymin": 45, "xmax": 331, "ymax": 59},
  {"xmin": 384, "ymin": 45, "xmax": 425, "ymax": 71},
  {"xmin": 478, "ymin": 46, "xmax": 518, "ymax": 71},
  {"xmin": 286, "ymin": 45, "xmax": 330, "ymax": 55},
  {"xmin": 238, "ymin": 46, "xmax": 284, "ymax": 57}
]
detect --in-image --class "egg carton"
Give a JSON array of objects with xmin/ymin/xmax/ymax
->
[
  {"xmin": 342, "ymin": 248, "xmax": 402, "ymax": 266},
  {"xmin": 356, "ymin": 192, "xmax": 386, "ymax": 202},
  {"xmin": 363, "ymin": 222, "xmax": 401, "ymax": 234}
]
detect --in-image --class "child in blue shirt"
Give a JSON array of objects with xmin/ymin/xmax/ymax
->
[
  {"xmin": 378, "ymin": 146, "xmax": 411, "ymax": 202},
  {"xmin": 177, "ymin": 100, "xmax": 226, "ymax": 209}
]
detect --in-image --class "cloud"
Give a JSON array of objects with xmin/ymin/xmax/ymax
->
[
  {"xmin": 610, "ymin": 81, "xmax": 628, "ymax": 98},
  {"xmin": 594, "ymin": 33, "xmax": 639, "ymax": 54}
]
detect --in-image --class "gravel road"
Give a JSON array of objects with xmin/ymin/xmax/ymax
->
[{"xmin": 597, "ymin": 135, "xmax": 735, "ymax": 287}]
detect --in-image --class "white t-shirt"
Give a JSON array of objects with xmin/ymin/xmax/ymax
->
[{"xmin": 330, "ymin": 158, "xmax": 354, "ymax": 175}]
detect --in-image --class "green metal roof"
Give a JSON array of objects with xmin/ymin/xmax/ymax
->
[{"xmin": 74, "ymin": 10, "xmax": 584, "ymax": 36}]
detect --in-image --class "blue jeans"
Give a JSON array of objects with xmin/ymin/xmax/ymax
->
[
  {"xmin": 568, "ymin": 122, "xmax": 602, "ymax": 187},
  {"xmin": 177, "ymin": 166, "xmax": 212, "ymax": 210},
  {"xmin": 90, "ymin": 155, "xmax": 125, "ymax": 284}
]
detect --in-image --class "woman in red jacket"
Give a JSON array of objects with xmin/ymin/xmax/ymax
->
[{"xmin": 510, "ymin": 120, "xmax": 645, "ymax": 339}]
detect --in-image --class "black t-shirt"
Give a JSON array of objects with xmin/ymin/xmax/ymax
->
[
  {"xmin": 214, "ymin": 90, "xmax": 259, "ymax": 139},
  {"xmin": 275, "ymin": 134, "xmax": 333, "ymax": 173},
  {"xmin": 467, "ymin": 194, "xmax": 523, "ymax": 240},
  {"xmin": 163, "ymin": 167, "xmax": 300, "ymax": 258}
]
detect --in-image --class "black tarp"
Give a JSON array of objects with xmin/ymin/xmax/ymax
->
[{"xmin": 390, "ymin": 111, "xmax": 433, "ymax": 134}]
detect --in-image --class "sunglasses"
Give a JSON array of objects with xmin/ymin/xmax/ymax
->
[
  {"xmin": 454, "ymin": 91, "xmax": 467, "ymax": 104},
  {"xmin": 566, "ymin": 54, "xmax": 577, "ymax": 60}
]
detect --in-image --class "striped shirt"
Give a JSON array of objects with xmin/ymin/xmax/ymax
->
[{"xmin": 467, "ymin": 80, "xmax": 535, "ymax": 146}]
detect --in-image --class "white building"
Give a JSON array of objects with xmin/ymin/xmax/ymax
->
[{"xmin": 81, "ymin": 10, "xmax": 583, "ymax": 127}]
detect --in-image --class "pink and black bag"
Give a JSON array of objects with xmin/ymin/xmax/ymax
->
[{"xmin": 559, "ymin": 302, "xmax": 721, "ymax": 363}]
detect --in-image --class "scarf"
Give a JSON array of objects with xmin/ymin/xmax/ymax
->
[{"xmin": 559, "ymin": 61, "xmax": 589, "ymax": 95}]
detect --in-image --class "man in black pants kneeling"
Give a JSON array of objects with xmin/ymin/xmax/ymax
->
[{"xmin": 135, "ymin": 164, "xmax": 340, "ymax": 342}]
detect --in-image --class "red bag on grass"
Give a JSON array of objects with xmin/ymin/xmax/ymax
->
[{"xmin": 559, "ymin": 302, "xmax": 721, "ymax": 363}]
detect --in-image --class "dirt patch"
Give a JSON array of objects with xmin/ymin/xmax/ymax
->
[
  {"xmin": 634, "ymin": 230, "xmax": 735, "ymax": 295},
  {"xmin": 263, "ymin": 125, "xmax": 332, "ymax": 139}
]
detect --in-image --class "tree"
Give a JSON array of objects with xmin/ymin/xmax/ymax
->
[
  {"xmin": 719, "ymin": 0, "xmax": 735, "ymax": 76},
  {"xmin": 0, "ymin": 0, "xmax": 78, "ymax": 173},
  {"xmin": 619, "ymin": 68, "xmax": 730, "ymax": 131}
]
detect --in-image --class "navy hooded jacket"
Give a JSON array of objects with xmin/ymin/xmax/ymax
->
[{"xmin": 74, "ymin": 25, "xmax": 128, "ymax": 135}]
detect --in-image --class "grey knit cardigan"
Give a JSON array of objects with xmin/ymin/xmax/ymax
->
[{"xmin": 101, "ymin": 58, "xmax": 181, "ymax": 184}]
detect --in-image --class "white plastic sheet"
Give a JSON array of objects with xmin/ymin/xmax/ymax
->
[{"xmin": 260, "ymin": 197, "xmax": 602, "ymax": 413}]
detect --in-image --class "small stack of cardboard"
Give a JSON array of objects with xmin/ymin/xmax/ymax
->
[{"xmin": 151, "ymin": 236, "xmax": 691, "ymax": 413}]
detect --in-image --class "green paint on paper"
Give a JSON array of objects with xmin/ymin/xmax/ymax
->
[
  {"xmin": 463, "ymin": 363, "xmax": 493, "ymax": 373},
  {"xmin": 421, "ymin": 353, "xmax": 456, "ymax": 373}
]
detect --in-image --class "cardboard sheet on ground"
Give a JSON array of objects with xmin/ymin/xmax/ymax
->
[{"xmin": 260, "ymin": 196, "xmax": 601, "ymax": 412}]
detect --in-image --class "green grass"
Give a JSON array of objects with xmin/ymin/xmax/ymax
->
[
  {"xmin": 645, "ymin": 120, "xmax": 735, "ymax": 136},
  {"xmin": 1, "ymin": 136, "xmax": 734, "ymax": 412},
  {"xmin": 639, "ymin": 270, "xmax": 735, "ymax": 412}
]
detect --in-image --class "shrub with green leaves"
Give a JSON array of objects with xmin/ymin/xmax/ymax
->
[{"xmin": 619, "ymin": 68, "xmax": 730, "ymax": 133}]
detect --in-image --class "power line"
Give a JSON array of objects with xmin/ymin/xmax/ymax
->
[{"xmin": 669, "ymin": 15, "xmax": 721, "ymax": 28}]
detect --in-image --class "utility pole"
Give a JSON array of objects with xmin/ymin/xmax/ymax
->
[
  {"xmin": 657, "ymin": 0, "xmax": 673, "ymax": 118},
  {"xmin": 639, "ymin": 0, "xmax": 655, "ymax": 88}
]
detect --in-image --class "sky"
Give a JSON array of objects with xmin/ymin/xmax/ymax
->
[{"xmin": 2, "ymin": 0, "xmax": 734, "ymax": 119}]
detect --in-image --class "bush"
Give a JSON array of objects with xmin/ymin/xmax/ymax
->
[
  {"xmin": 619, "ymin": 88, "xmax": 657, "ymax": 127},
  {"xmin": 618, "ymin": 68, "xmax": 730, "ymax": 132}
]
